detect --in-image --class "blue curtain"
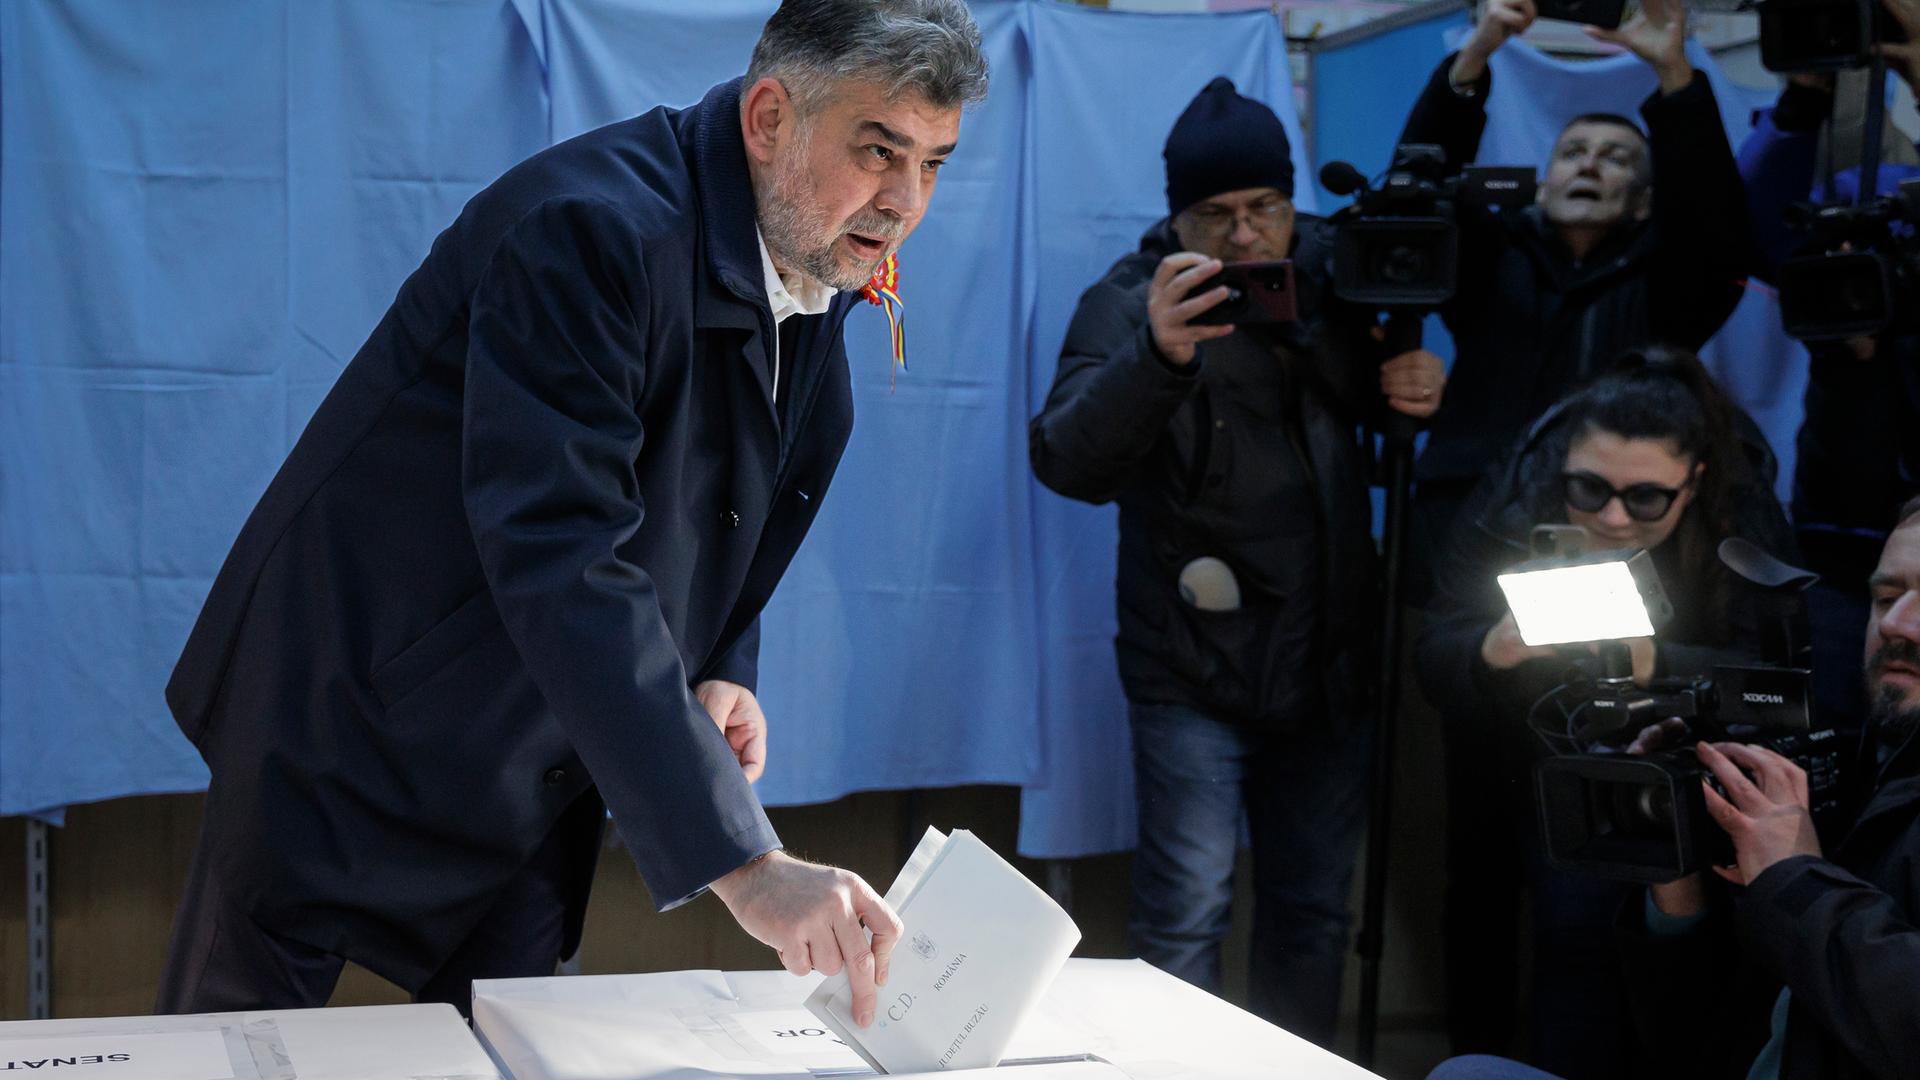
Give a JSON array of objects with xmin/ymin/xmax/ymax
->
[{"xmin": 0, "ymin": 1, "xmax": 1307, "ymax": 859}]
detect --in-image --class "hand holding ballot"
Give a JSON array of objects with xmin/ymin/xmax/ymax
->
[
  {"xmin": 808, "ymin": 828, "xmax": 1082, "ymax": 1074},
  {"xmin": 710, "ymin": 851, "xmax": 905, "ymax": 1028}
]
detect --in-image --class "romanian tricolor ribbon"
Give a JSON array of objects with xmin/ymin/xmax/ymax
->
[{"xmin": 859, "ymin": 251, "xmax": 906, "ymax": 386}]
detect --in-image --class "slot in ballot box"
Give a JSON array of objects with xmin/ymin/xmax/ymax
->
[
  {"xmin": 472, "ymin": 957, "xmax": 1385, "ymax": 1080},
  {"xmin": 0, "ymin": 1002, "xmax": 499, "ymax": 1080}
]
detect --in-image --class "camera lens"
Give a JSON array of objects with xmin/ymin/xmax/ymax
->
[{"xmin": 1377, "ymin": 244, "xmax": 1429, "ymax": 285}]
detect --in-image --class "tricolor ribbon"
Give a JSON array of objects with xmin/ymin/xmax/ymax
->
[{"xmin": 859, "ymin": 252, "xmax": 906, "ymax": 386}]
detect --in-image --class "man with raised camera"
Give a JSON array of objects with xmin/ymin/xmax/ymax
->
[
  {"xmin": 1430, "ymin": 495, "xmax": 1920, "ymax": 1080},
  {"xmin": 1396, "ymin": 0, "xmax": 1752, "ymax": 592},
  {"xmin": 1028, "ymin": 77, "xmax": 1445, "ymax": 1046}
]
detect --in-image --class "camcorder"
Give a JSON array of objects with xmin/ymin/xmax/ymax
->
[
  {"xmin": 1499, "ymin": 528, "xmax": 1845, "ymax": 883},
  {"xmin": 1776, "ymin": 179, "xmax": 1920, "ymax": 341},
  {"xmin": 1534, "ymin": 0, "xmax": 1628, "ymax": 29},
  {"xmin": 1759, "ymin": 0, "xmax": 1908, "ymax": 73},
  {"xmin": 1758, "ymin": 0, "xmax": 1917, "ymax": 341},
  {"xmin": 1321, "ymin": 145, "xmax": 1536, "ymax": 308}
]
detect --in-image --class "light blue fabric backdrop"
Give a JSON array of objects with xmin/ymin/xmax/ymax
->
[
  {"xmin": 0, "ymin": 1, "xmax": 1308, "ymax": 860},
  {"xmin": 0, "ymin": 2, "xmax": 1808, "ymax": 857}
]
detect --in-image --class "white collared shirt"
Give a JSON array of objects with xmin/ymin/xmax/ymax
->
[{"xmin": 756, "ymin": 230, "xmax": 836, "ymax": 403}]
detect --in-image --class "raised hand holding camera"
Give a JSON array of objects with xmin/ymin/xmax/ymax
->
[
  {"xmin": 1454, "ymin": 0, "xmax": 1537, "ymax": 87},
  {"xmin": 1587, "ymin": 0, "xmax": 1695, "ymax": 94},
  {"xmin": 1147, "ymin": 252, "xmax": 1234, "ymax": 366}
]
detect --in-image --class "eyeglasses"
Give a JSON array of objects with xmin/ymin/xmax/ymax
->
[
  {"xmin": 1182, "ymin": 197, "xmax": 1292, "ymax": 240},
  {"xmin": 1561, "ymin": 471, "xmax": 1690, "ymax": 523}
]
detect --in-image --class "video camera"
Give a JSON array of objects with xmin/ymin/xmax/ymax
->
[
  {"xmin": 1321, "ymin": 145, "xmax": 1536, "ymax": 307},
  {"xmin": 1759, "ymin": 0, "xmax": 1908, "ymax": 74},
  {"xmin": 1776, "ymin": 179, "xmax": 1920, "ymax": 341},
  {"xmin": 1499, "ymin": 529, "xmax": 1844, "ymax": 883}
]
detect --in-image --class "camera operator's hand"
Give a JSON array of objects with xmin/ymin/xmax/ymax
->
[
  {"xmin": 1454, "ymin": 0, "xmax": 1536, "ymax": 86},
  {"xmin": 1480, "ymin": 611, "xmax": 1559, "ymax": 671},
  {"xmin": 1148, "ymin": 253, "xmax": 1235, "ymax": 367},
  {"xmin": 1877, "ymin": 0, "xmax": 1920, "ymax": 95},
  {"xmin": 1588, "ymin": 0, "xmax": 1694, "ymax": 96},
  {"xmin": 1374, "ymin": 333, "xmax": 1447, "ymax": 418},
  {"xmin": 1696, "ymin": 742, "xmax": 1823, "ymax": 887}
]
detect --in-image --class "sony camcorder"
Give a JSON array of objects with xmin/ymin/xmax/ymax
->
[{"xmin": 1500, "ymin": 529, "xmax": 1844, "ymax": 883}]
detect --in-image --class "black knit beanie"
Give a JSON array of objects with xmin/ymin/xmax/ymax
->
[{"xmin": 1164, "ymin": 77, "xmax": 1295, "ymax": 217}]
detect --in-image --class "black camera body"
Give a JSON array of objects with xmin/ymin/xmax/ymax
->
[
  {"xmin": 1759, "ymin": 0, "xmax": 1908, "ymax": 73},
  {"xmin": 1525, "ymin": 538, "xmax": 1838, "ymax": 883},
  {"xmin": 1777, "ymin": 180, "xmax": 1920, "ymax": 341},
  {"xmin": 1536, "ymin": 667, "xmax": 1842, "ymax": 883},
  {"xmin": 1323, "ymin": 145, "xmax": 1535, "ymax": 307}
]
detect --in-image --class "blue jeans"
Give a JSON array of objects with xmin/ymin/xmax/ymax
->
[
  {"xmin": 1127, "ymin": 700, "xmax": 1370, "ymax": 1047},
  {"xmin": 1426, "ymin": 1055, "xmax": 1565, "ymax": 1080}
]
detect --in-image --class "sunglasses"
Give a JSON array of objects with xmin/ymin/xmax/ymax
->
[{"xmin": 1561, "ymin": 471, "xmax": 1689, "ymax": 523}]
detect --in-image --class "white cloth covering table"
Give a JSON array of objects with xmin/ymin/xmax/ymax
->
[
  {"xmin": 472, "ymin": 957, "xmax": 1386, "ymax": 1080},
  {"xmin": 0, "ymin": 1002, "xmax": 499, "ymax": 1080}
]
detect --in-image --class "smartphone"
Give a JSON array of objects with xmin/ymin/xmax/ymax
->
[
  {"xmin": 1530, "ymin": 524, "xmax": 1592, "ymax": 560},
  {"xmin": 1190, "ymin": 260, "xmax": 1299, "ymax": 326},
  {"xmin": 1535, "ymin": 0, "xmax": 1627, "ymax": 29}
]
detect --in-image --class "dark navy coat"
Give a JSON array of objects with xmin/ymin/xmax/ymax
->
[{"xmin": 166, "ymin": 78, "xmax": 860, "ymax": 989}]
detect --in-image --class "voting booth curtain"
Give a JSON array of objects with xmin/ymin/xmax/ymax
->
[{"xmin": 1, "ymin": 0, "xmax": 1802, "ymax": 858}]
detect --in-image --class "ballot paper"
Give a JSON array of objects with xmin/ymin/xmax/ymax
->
[
  {"xmin": 0, "ymin": 1030, "xmax": 234, "ymax": 1080},
  {"xmin": 806, "ymin": 828, "xmax": 1081, "ymax": 1074}
]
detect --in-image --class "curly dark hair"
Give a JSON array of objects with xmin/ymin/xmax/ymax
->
[{"xmin": 1524, "ymin": 346, "xmax": 1761, "ymax": 639}]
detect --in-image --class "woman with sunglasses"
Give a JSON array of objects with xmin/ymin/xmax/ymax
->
[{"xmin": 1413, "ymin": 346, "xmax": 1797, "ymax": 1079}]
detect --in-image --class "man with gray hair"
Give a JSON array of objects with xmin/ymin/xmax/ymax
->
[{"xmin": 158, "ymin": 0, "xmax": 985, "ymax": 1022}]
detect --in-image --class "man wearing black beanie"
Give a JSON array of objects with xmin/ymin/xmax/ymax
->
[{"xmin": 1030, "ymin": 77, "xmax": 1446, "ymax": 1046}]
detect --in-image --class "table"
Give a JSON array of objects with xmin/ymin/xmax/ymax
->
[
  {"xmin": 0, "ymin": 1002, "xmax": 499, "ymax": 1080},
  {"xmin": 473, "ymin": 957, "xmax": 1385, "ymax": 1080}
]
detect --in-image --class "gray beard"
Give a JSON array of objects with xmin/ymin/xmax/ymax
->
[{"xmin": 754, "ymin": 145, "xmax": 900, "ymax": 292}]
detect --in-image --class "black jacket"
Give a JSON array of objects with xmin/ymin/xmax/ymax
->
[
  {"xmin": 1792, "ymin": 345, "xmax": 1920, "ymax": 588},
  {"xmin": 1029, "ymin": 217, "xmax": 1377, "ymax": 729},
  {"xmin": 166, "ymin": 79, "xmax": 855, "ymax": 989},
  {"xmin": 1400, "ymin": 56, "xmax": 1751, "ymax": 508},
  {"xmin": 1415, "ymin": 402, "xmax": 1797, "ymax": 730},
  {"xmin": 1615, "ymin": 738, "xmax": 1920, "ymax": 1080}
]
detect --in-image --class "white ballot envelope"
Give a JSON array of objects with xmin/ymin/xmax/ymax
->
[{"xmin": 806, "ymin": 828, "xmax": 1082, "ymax": 1074}]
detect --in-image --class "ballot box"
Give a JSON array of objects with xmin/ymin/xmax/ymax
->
[
  {"xmin": 471, "ymin": 957, "xmax": 1385, "ymax": 1080},
  {"xmin": 0, "ymin": 1002, "xmax": 499, "ymax": 1080}
]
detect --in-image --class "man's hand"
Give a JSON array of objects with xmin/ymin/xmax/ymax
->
[
  {"xmin": 1148, "ymin": 253, "xmax": 1234, "ymax": 366},
  {"xmin": 1877, "ymin": 0, "xmax": 1920, "ymax": 95},
  {"xmin": 1454, "ymin": 0, "xmax": 1536, "ymax": 86},
  {"xmin": 695, "ymin": 679, "xmax": 767, "ymax": 783},
  {"xmin": 1481, "ymin": 610, "xmax": 1559, "ymax": 671},
  {"xmin": 1696, "ymin": 742, "xmax": 1823, "ymax": 886},
  {"xmin": 710, "ymin": 851, "xmax": 905, "ymax": 1028},
  {"xmin": 1588, "ymin": 0, "xmax": 1693, "ymax": 95},
  {"xmin": 1378, "ymin": 347, "xmax": 1446, "ymax": 419}
]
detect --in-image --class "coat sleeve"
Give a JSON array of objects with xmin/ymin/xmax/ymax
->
[
  {"xmin": 1739, "ymin": 853, "xmax": 1920, "ymax": 1076},
  {"xmin": 1641, "ymin": 74, "xmax": 1754, "ymax": 349},
  {"xmin": 1414, "ymin": 475, "xmax": 1530, "ymax": 719},
  {"xmin": 462, "ymin": 197, "xmax": 779, "ymax": 911},
  {"xmin": 1028, "ymin": 277, "xmax": 1203, "ymax": 505},
  {"xmin": 702, "ymin": 616, "xmax": 760, "ymax": 693},
  {"xmin": 1399, "ymin": 53, "xmax": 1490, "ymax": 177},
  {"xmin": 1395, "ymin": 53, "xmax": 1500, "ymax": 337}
]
